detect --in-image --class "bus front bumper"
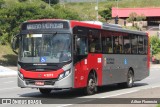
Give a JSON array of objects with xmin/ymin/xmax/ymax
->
[{"xmin": 18, "ymin": 73, "xmax": 73, "ymax": 89}]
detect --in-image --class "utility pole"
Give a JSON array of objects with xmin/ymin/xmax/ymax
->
[
  {"xmin": 95, "ymin": 0, "xmax": 99, "ymax": 21},
  {"xmin": 49, "ymin": 0, "xmax": 51, "ymax": 7}
]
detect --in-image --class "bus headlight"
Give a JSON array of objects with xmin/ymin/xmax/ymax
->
[
  {"xmin": 65, "ymin": 70, "xmax": 70, "ymax": 76},
  {"xmin": 18, "ymin": 71, "xmax": 24, "ymax": 80},
  {"xmin": 58, "ymin": 70, "xmax": 71, "ymax": 80}
]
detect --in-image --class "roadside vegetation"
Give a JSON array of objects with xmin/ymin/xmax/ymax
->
[
  {"xmin": 1, "ymin": 0, "xmax": 160, "ymax": 66},
  {"xmin": 150, "ymin": 36, "xmax": 160, "ymax": 62}
]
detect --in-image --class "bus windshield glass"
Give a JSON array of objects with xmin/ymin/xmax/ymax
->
[{"xmin": 20, "ymin": 33, "xmax": 71, "ymax": 63}]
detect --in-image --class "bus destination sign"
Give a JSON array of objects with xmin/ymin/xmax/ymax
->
[{"xmin": 22, "ymin": 21, "xmax": 69, "ymax": 30}]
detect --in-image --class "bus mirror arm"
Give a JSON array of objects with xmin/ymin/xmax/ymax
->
[{"xmin": 11, "ymin": 34, "xmax": 19, "ymax": 55}]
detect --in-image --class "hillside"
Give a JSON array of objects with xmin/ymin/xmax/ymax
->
[{"xmin": 64, "ymin": 0, "xmax": 160, "ymax": 21}]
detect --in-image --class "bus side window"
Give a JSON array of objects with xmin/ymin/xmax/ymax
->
[
  {"xmin": 88, "ymin": 29, "xmax": 101, "ymax": 53},
  {"xmin": 76, "ymin": 36, "xmax": 88, "ymax": 55},
  {"xmin": 131, "ymin": 35, "xmax": 138, "ymax": 54},
  {"xmin": 144, "ymin": 36, "xmax": 148, "ymax": 54},
  {"xmin": 102, "ymin": 36, "xmax": 113, "ymax": 53},
  {"xmin": 138, "ymin": 36, "xmax": 144, "ymax": 54},
  {"xmin": 113, "ymin": 36, "xmax": 123, "ymax": 54},
  {"xmin": 123, "ymin": 36, "xmax": 131, "ymax": 54}
]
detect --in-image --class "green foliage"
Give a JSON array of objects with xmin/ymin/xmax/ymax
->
[
  {"xmin": 42, "ymin": 0, "xmax": 59, "ymax": 5},
  {"xmin": 18, "ymin": 0, "xmax": 27, "ymax": 2},
  {"xmin": 150, "ymin": 36, "xmax": 160, "ymax": 55},
  {"xmin": 157, "ymin": 104, "xmax": 160, "ymax": 107},
  {"xmin": 155, "ymin": 53, "xmax": 160, "ymax": 60},
  {"xmin": 99, "ymin": 5, "xmax": 112, "ymax": 20},
  {"xmin": 136, "ymin": 14, "xmax": 146, "ymax": 21},
  {"xmin": 0, "ymin": 0, "xmax": 81, "ymax": 45},
  {"xmin": 127, "ymin": 12, "xmax": 146, "ymax": 24},
  {"xmin": 0, "ymin": 0, "xmax": 5, "ymax": 8}
]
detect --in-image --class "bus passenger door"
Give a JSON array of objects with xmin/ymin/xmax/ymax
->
[{"xmin": 74, "ymin": 35, "xmax": 88, "ymax": 88}]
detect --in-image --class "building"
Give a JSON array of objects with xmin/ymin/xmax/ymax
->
[{"xmin": 112, "ymin": 7, "xmax": 160, "ymax": 36}]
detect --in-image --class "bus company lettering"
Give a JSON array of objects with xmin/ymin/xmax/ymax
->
[
  {"xmin": 106, "ymin": 58, "xmax": 115, "ymax": 64},
  {"xmin": 27, "ymin": 23, "xmax": 63, "ymax": 30}
]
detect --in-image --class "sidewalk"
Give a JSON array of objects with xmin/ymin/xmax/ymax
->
[
  {"xmin": 150, "ymin": 63, "xmax": 160, "ymax": 68},
  {"xmin": 0, "ymin": 66, "xmax": 17, "ymax": 77}
]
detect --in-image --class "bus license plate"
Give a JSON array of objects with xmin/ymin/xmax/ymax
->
[{"xmin": 35, "ymin": 81, "xmax": 44, "ymax": 86}]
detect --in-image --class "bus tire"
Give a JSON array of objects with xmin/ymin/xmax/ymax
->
[
  {"xmin": 118, "ymin": 70, "xmax": 134, "ymax": 88},
  {"xmin": 85, "ymin": 73, "xmax": 97, "ymax": 95},
  {"xmin": 39, "ymin": 88, "xmax": 52, "ymax": 94},
  {"xmin": 125, "ymin": 70, "xmax": 134, "ymax": 88}
]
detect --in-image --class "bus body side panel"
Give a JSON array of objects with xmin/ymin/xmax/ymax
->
[
  {"xmin": 74, "ymin": 54, "xmax": 102, "ymax": 88},
  {"xmin": 102, "ymin": 54, "xmax": 149, "ymax": 85}
]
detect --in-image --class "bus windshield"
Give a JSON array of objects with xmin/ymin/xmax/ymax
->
[{"xmin": 20, "ymin": 33, "xmax": 71, "ymax": 63}]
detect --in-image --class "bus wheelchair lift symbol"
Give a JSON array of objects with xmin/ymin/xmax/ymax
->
[{"xmin": 40, "ymin": 57, "xmax": 46, "ymax": 63}]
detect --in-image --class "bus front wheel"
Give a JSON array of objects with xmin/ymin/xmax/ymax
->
[
  {"xmin": 85, "ymin": 73, "xmax": 97, "ymax": 95},
  {"xmin": 39, "ymin": 88, "xmax": 52, "ymax": 94}
]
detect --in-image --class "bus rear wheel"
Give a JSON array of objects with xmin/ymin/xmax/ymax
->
[
  {"xmin": 85, "ymin": 73, "xmax": 97, "ymax": 95},
  {"xmin": 118, "ymin": 70, "xmax": 134, "ymax": 88},
  {"xmin": 126, "ymin": 70, "xmax": 134, "ymax": 88},
  {"xmin": 39, "ymin": 88, "xmax": 52, "ymax": 94}
]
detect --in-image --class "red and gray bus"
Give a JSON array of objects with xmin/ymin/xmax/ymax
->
[{"xmin": 13, "ymin": 19, "xmax": 150, "ymax": 95}]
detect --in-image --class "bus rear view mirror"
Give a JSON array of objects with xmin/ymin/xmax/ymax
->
[{"xmin": 11, "ymin": 34, "xmax": 19, "ymax": 54}]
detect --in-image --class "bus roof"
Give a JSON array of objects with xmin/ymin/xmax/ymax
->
[
  {"xmin": 24, "ymin": 19, "xmax": 147, "ymax": 36},
  {"xmin": 78, "ymin": 21, "xmax": 147, "ymax": 36}
]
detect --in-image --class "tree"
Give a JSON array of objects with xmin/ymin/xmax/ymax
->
[
  {"xmin": 42, "ymin": 0, "xmax": 59, "ymax": 5},
  {"xmin": 99, "ymin": 6, "xmax": 112, "ymax": 21},
  {"xmin": 136, "ymin": 14, "xmax": 146, "ymax": 21},
  {"xmin": 0, "ymin": 1, "xmax": 81, "ymax": 45},
  {"xmin": 0, "ymin": 0, "xmax": 5, "ymax": 8},
  {"xmin": 127, "ymin": 12, "xmax": 137, "ymax": 22},
  {"xmin": 18, "ymin": 0, "xmax": 28, "ymax": 2}
]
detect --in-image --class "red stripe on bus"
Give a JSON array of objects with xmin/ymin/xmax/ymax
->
[
  {"xmin": 70, "ymin": 21, "xmax": 101, "ymax": 29},
  {"xmin": 20, "ymin": 68, "xmax": 64, "ymax": 79}
]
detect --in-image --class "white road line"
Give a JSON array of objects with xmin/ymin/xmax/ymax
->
[
  {"xmin": 0, "ymin": 87, "xmax": 18, "ymax": 91},
  {"xmin": 57, "ymin": 85, "xmax": 160, "ymax": 107},
  {"xmin": 57, "ymin": 90, "xmax": 139, "ymax": 107},
  {"xmin": 2, "ymin": 81, "xmax": 15, "ymax": 84},
  {"xmin": 0, "ymin": 77, "xmax": 17, "ymax": 79},
  {"xmin": 57, "ymin": 104, "xmax": 74, "ymax": 107},
  {"xmin": 100, "ymin": 90, "xmax": 139, "ymax": 98}
]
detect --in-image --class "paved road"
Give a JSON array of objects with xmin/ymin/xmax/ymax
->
[{"xmin": 0, "ymin": 67, "xmax": 160, "ymax": 107}]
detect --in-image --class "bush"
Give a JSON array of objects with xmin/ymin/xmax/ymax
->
[
  {"xmin": 99, "ymin": 5, "xmax": 112, "ymax": 20},
  {"xmin": 150, "ymin": 36, "xmax": 160, "ymax": 55},
  {"xmin": 155, "ymin": 53, "xmax": 160, "ymax": 60}
]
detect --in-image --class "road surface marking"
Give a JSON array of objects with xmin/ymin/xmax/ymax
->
[
  {"xmin": 0, "ymin": 87, "xmax": 18, "ymax": 91},
  {"xmin": 57, "ymin": 85, "xmax": 160, "ymax": 107},
  {"xmin": 0, "ymin": 77, "xmax": 17, "ymax": 79},
  {"xmin": 3, "ymin": 81, "xmax": 15, "ymax": 84},
  {"xmin": 100, "ymin": 90, "xmax": 138, "ymax": 98}
]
